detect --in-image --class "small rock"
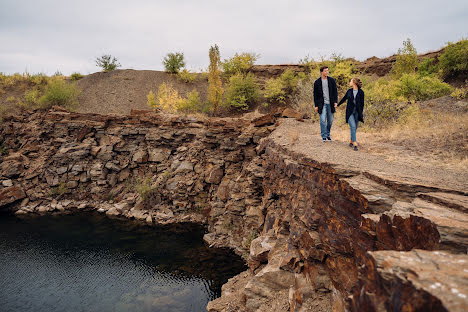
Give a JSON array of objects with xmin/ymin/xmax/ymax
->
[
  {"xmin": 2, "ymin": 179, "xmax": 13, "ymax": 187},
  {"xmin": 106, "ymin": 207, "xmax": 120, "ymax": 217},
  {"xmin": 146, "ymin": 215, "xmax": 153, "ymax": 224}
]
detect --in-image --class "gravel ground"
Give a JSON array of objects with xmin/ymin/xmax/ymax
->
[{"xmin": 271, "ymin": 118, "xmax": 468, "ymax": 193}]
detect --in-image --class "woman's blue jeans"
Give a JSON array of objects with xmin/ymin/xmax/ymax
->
[{"xmin": 348, "ymin": 112, "xmax": 359, "ymax": 142}]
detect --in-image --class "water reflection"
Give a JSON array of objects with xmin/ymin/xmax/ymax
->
[{"xmin": 0, "ymin": 212, "xmax": 246, "ymax": 312}]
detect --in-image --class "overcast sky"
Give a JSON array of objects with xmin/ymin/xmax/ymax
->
[{"xmin": 1, "ymin": 0, "xmax": 467, "ymax": 75}]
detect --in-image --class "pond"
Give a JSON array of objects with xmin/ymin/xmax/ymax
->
[{"xmin": 0, "ymin": 212, "xmax": 246, "ymax": 312}]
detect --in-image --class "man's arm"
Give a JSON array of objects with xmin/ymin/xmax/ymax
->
[
  {"xmin": 313, "ymin": 80, "xmax": 319, "ymax": 111},
  {"xmin": 332, "ymin": 78, "xmax": 338, "ymax": 106}
]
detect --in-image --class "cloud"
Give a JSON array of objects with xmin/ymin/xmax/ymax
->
[{"xmin": 0, "ymin": 0, "xmax": 467, "ymax": 75}]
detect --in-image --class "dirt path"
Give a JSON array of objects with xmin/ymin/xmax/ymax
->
[{"xmin": 271, "ymin": 119, "xmax": 468, "ymax": 194}]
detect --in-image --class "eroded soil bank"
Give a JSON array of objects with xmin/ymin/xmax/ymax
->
[{"xmin": 1, "ymin": 108, "xmax": 467, "ymax": 311}]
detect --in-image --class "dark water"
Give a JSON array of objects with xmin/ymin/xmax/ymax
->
[{"xmin": 0, "ymin": 212, "xmax": 246, "ymax": 312}]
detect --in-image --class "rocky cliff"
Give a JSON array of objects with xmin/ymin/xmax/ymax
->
[{"xmin": 0, "ymin": 108, "xmax": 467, "ymax": 311}]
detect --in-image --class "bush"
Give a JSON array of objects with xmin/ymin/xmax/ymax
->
[
  {"xmin": 0, "ymin": 73, "xmax": 24, "ymax": 88},
  {"xmin": 418, "ymin": 58, "xmax": 438, "ymax": 77},
  {"xmin": 146, "ymin": 90, "xmax": 157, "ymax": 109},
  {"xmin": 24, "ymin": 88, "xmax": 41, "ymax": 106},
  {"xmin": 395, "ymin": 73, "xmax": 452, "ymax": 101},
  {"xmin": 163, "ymin": 52, "xmax": 185, "ymax": 74},
  {"xmin": 222, "ymin": 52, "xmax": 259, "ymax": 77},
  {"xmin": 280, "ymin": 69, "xmax": 306, "ymax": 93},
  {"xmin": 178, "ymin": 89, "xmax": 201, "ymax": 113},
  {"xmin": 224, "ymin": 72, "xmax": 259, "ymax": 110},
  {"xmin": 156, "ymin": 83, "xmax": 182, "ymax": 113},
  {"xmin": 292, "ymin": 79, "xmax": 317, "ymax": 120},
  {"xmin": 71, "ymin": 72, "xmax": 84, "ymax": 81},
  {"xmin": 38, "ymin": 78, "xmax": 80, "ymax": 110},
  {"xmin": 362, "ymin": 77, "xmax": 405, "ymax": 126},
  {"xmin": 96, "ymin": 55, "xmax": 121, "ymax": 72},
  {"xmin": 263, "ymin": 78, "xmax": 286, "ymax": 104},
  {"xmin": 135, "ymin": 176, "xmax": 153, "ymax": 201},
  {"xmin": 27, "ymin": 73, "xmax": 48, "ymax": 85},
  {"xmin": 177, "ymin": 68, "xmax": 197, "ymax": 83},
  {"xmin": 392, "ymin": 38, "xmax": 418, "ymax": 77},
  {"xmin": 333, "ymin": 61, "xmax": 355, "ymax": 90},
  {"xmin": 438, "ymin": 39, "xmax": 468, "ymax": 79},
  {"xmin": 451, "ymin": 87, "xmax": 468, "ymax": 100}
]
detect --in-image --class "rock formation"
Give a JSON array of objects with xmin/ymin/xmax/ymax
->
[{"xmin": 1, "ymin": 107, "xmax": 466, "ymax": 311}]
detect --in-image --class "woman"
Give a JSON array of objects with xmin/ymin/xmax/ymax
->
[{"xmin": 336, "ymin": 78, "xmax": 364, "ymax": 151}]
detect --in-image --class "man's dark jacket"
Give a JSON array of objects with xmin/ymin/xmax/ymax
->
[
  {"xmin": 338, "ymin": 88, "xmax": 365, "ymax": 123},
  {"xmin": 313, "ymin": 77, "xmax": 338, "ymax": 114}
]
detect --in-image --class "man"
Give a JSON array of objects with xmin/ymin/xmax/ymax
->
[{"xmin": 313, "ymin": 66, "xmax": 338, "ymax": 142}]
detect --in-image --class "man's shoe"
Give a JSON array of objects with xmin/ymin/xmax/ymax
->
[
  {"xmin": 349, "ymin": 142, "xmax": 353, "ymax": 147},
  {"xmin": 326, "ymin": 137, "xmax": 332, "ymax": 141},
  {"xmin": 322, "ymin": 137, "xmax": 327, "ymax": 142},
  {"xmin": 353, "ymin": 145, "xmax": 358, "ymax": 151}
]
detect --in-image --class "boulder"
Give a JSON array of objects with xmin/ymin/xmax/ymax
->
[
  {"xmin": 252, "ymin": 113, "xmax": 276, "ymax": 127},
  {"xmin": 205, "ymin": 167, "xmax": 224, "ymax": 184},
  {"xmin": 351, "ymin": 250, "xmax": 468, "ymax": 312},
  {"xmin": 281, "ymin": 108, "xmax": 303, "ymax": 120},
  {"xmin": 0, "ymin": 186, "xmax": 26, "ymax": 208},
  {"xmin": 132, "ymin": 150, "xmax": 148, "ymax": 163},
  {"xmin": 175, "ymin": 161, "xmax": 193, "ymax": 173}
]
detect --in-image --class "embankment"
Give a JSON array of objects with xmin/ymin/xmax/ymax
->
[{"xmin": 0, "ymin": 108, "xmax": 467, "ymax": 311}]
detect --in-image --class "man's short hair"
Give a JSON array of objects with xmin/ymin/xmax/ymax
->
[{"xmin": 320, "ymin": 66, "xmax": 328, "ymax": 72}]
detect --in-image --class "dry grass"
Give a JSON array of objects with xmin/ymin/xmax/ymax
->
[{"xmin": 332, "ymin": 110, "xmax": 468, "ymax": 171}]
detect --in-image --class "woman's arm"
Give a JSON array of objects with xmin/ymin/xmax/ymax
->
[{"xmin": 337, "ymin": 90, "xmax": 349, "ymax": 106}]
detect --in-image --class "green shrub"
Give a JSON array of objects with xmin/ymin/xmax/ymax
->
[
  {"xmin": 96, "ymin": 54, "xmax": 121, "ymax": 72},
  {"xmin": 27, "ymin": 73, "xmax": 48, "ymax": 85},
  {"xmin": 38, "ymin": 78, "xmax": 80, "ymax": 110},
  {"xmin": 263, "ymin": 78, "xmax": 286, "ymax": 104},
  {"xmin": 24, "ymin": 88, "xmax": 42, "ymax": 106},
  {"xmin": 178, "ymin": 89, "xmax": 201, "ymax": 113},
  {"xmin": 163, "ymin": 52, "xmax": 185, "ymax": 74},
  {"xmin": 451, "ymin": 87, "xmax": 468, "ymax": 100},
  {"xmin": 438, "ymin": 39, "xmax": 468, "ymax": 79},
  {"xmin": 362, "ymin": 77, "xmax": 404, "ymax": 126},
  {"xmin": 70, "ymin": 72, "xmax": 84, "ymax": 81},
  {"xmin": 222, "ymin": 52, "xmax": 259, "ymax": 77},
  {"xmin": 418, "ymin": 58, "xmax": 438, "ymax": 77},
  {"xmin": 333, "ymin": 61, "xmax": 355, "ymax": 90},
  {"xmin": 0, "ymin": 73, "xmax": 24, "ymax": 88},
  {"xmin": 224, "ymin": 72, "xmax": 259, "ymax": 110},
  {"xmin": 392, "ymin": 38, "xmax": 418, "ymax": 77},
  {"xmin": 280, "ymin": 69, "xmax": 306, "ymax": 93},
  {"xmin": 135, "ymin": 176, "xmax": 153, "ymax": 201},
  {"xmin": 299, "ymin": 54, "xmax": 355, "ymax": 90},
  {"xmin": 50, "ymin": 182, "xmax": 68, "ymax": 197},
  {"xmin": 177, "ymin": 68, "xmax": 196, "ymax": 83},
  {"xmin": 395, "ymin": 73, "xmax": 452, "ymax": 101}
]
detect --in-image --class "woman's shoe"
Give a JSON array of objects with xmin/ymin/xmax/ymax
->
[
  {"xmin": 349, "ymin": 142, "xmax": 353, "ymax": 147},
  {"xmin": 353, "ymin": 145, "xmax": 358, "ymax": 151}
]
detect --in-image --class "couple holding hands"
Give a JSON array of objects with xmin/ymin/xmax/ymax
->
[{"xmin": 313, "ymin": 66, "xmax": 364, "ymax": 151}]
